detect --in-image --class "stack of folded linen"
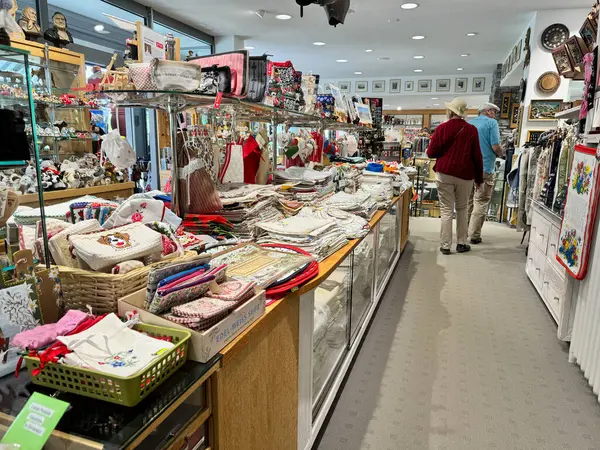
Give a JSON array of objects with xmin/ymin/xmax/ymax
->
[
  {"xmin": 360, "ymin": 174, "xmax": 394, "ymax": 210},
  {"xmin": 255, "ymin": 216, "xmax": 347, "ymax": 261},
  {"xmin": 215, "ymin": 183, "xmax": 283, "ymax": 239},
  {"xmin": 336, "ymin": 164, "xmax": 363, "ymax": 194},
  {"xmin": 273, "ymin": 167, "xmax": 335, "ymax": 203},
  {"xmin": 320, "ymin": 191, "xmax": 378, "ymax": 220},
  {"xmin": 297, "ymin": 206, "xmax": 370, "ymax": 239}
]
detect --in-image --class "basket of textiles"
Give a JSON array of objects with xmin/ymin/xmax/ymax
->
[{"xmin": 24, "ymin": 313, "xmax": 191, "ymax": 407}]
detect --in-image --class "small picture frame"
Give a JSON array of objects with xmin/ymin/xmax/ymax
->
[
  {"xmin": 473, "ymin": 77, "xmax": 486, "ymax": 92},
  {"xmin": 510, "ymin": 103, "xmax": 520, "ymax": 128},
  {"xmin": 436, "ymin": 79, "xmax": 451, "ymax": 92},
  {"xmin": 516, "ymin": 39, "xmax": 522, "ymax": 62},
  {"xmin": 356, "ymin": 81, "xmax": 368, "ymax": 92},
  {"xmin": 528, "ymin": 99, "xmax": 561, "ymax": 121},
  {"xmin": 373, "ymin": 80, "xmax": 386, "ymax": 92},
  {"xmin": 455, "ymin": 77, "xmax": 468, "ymax": 92},
  {"xmin": 500, "ymin": 93, "xmax": 512, "ymax": 119},
  {"xmin": 338, "ymin": 81, "xmax": 351, "ymax": 93},
  {"xmin": 580, "ymin": 18, "xmax": 597, "ymax": 52},
  {"xmin": 527, "ymin": 130, "xmax": 545, "ymax": 145},
  {"xmin": 390, "ymin": 79, "xmax": 401, "ymax": 93},
  {"xmin": 405, "ymin": 80, "xmax": 414, "ymax": 91},
  {"xmin": 418, "ymin": 80, "xmax": 432, "ymax": 92}
]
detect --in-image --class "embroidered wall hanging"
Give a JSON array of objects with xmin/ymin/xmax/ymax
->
[{"xmin": 556, "ymin": 144, "xmax": 600, "ymax": 279}]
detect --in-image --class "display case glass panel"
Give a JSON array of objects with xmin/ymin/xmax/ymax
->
[
  {"xmin": 376, "ymin": 213, "xmax": 393, "ymax": 295},
  {"xmin": 350, "ymin": 227, "xmax": 375, "ymax": 343},
  {"xmin": 312, "ymin": 256, "xmax": 351, "ymax": 414}
]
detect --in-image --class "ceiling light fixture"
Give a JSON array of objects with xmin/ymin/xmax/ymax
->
[
  {"xmin": 354, "ymin": 71, "xmax": 363, "ymax": 75},
  {"xmin": 275, "ymin": 14, "xmax": 292, "ymax": 20},
  {"xmin": 397, "ymin": 106, "xmax": 403, "ymax": 111},
  {"xmin": 94, "ymin": 24, "xmax": 105, "ymax": 32},
  {"xmin": 336, "ymin": 59, "xmax": 348, "ymax": 63},
  {"xmin": 378, "ymin": 57, "xmax": 391, "ymax": 60},
  {"xmin": 313, "ymin": 42, "xmax": 326, "ymax": 46},
  {"xmin": 400, "ymin": 2, "xmax": 419, "ymax": 9},
  {"xmin": 244, "ymin": 46, "xmax": 255, "ymax": 50},
  {"xmin": 431, "ymin": 97, "xmax": 438, "ymax": 100},
  {"xmin": 412, "ymin": 35, "xmax": 426, "ymax": 40},
  {"xmin": 414, "ymin": 69, "xmax": 423, "ymax": 72},
  {"xmin": 461, "ymin": 53, "xmax": 470, "ymax": 57},
  {"xmin": 433, "ymin": 103, "xmax": 440, "ymax": 106},
  {"xmin": 457, "ymin": 67, "xmax": 464, "ymax": 71},
  {"xmin": 254, "ymin": 10, "xmax": 266, "ymax": 18},
  {"xmin": 365, "ymin": 49, "xmax": 374, "ymax": 53},
  {"xmin": 413, "ymin": 55, "xmax": 425, "ymax": 59},
  {"xmin": 466, "ymin": 32, "xmax": 478, "ymax": 36}
]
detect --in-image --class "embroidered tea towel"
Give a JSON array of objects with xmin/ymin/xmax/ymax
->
[
  {"xmin": 207, "ymin": 280, "xmax": 256, "ymax": 302},
  {"xmin": 103, "ymin": 198, "xmax": 166, "ymax": 229},
  {"xmin": 68, "ymin": 223, "xmax": 163, "ymax": 272},
  {"xmin": 58, "ymin": 313, "xmax": 174, "ymax": 377}
]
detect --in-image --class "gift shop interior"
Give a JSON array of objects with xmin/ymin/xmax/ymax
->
[{"xmin": 2, "ymin": 0, "xmax": 600, "ymax": 449}]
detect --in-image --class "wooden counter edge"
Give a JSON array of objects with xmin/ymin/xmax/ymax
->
[{"xmin": 218, "ymin": 196, "xmax": 401, "ymax": 359}]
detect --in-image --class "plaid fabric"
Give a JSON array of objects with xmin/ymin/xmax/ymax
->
[{"xmin": 172, "ymin": 297, "xmax": 232, "ymax": 319}]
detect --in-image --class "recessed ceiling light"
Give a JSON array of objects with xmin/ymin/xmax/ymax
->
[
  {"xmin": 313, "ymin": 42, "xmax": 326, "ymax": 46},
  {"xmin": 401, "ymin": 2, "xmax": 419, "ymax": 9},
  {"xmin": 414, "ymin": 69, "xmax": 423, "ymax": 72},
  {"xmin": 365, "ymin": 49, "xmax": 374, "ymax": 53},
  {"xmin": 457, "ymin": 67, "xmax": 464, "ymax": 71},
  {"xmin": 431, "ymin": 97, "xmax": 438, "ymax": 100},
  {"xmin": 94, "ymin": 24, "xmax": 105, "ymax": 32},
  {"xmin": 433, "ymin": 103, "xmax": 440, "ymax": 106},
  {"xmin": 412, "ymin": 35, "xmax": 426, "ymax": 40},
  {"xmin": 244, "ymin": 46, "xmax": 255, "ymax": 50},
  {"xmin": 466, "ymin": 32, "xmax": 477, "ymax": 36},
  {"xmin": 354, "ymin": 71, "xmax": 363, "ymax": 75},
  {"xmin": 378, "ymin": 57, "xmax": 391, "ymax": 60},
  {"xmin": 397, "ymin": 106, "xmax": 403, "ymax": 111},
  {"xmin": 275, "ymin": 14, "xmax": 292, "ymax": 20},
  {"xmin": 336, "ymin": 59, "xmax": 348, "ymax": 63},
  {"xmin": 413, "ymin": 55, "xmax": 425, "ymax": 59},
  {"xmin": 461, "ymin": 53, "xmax": 470, "ymax": 57}
]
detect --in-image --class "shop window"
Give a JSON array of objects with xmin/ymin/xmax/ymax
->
[{"xmin": 153, "ymin": 22, "xmax": 212, "ymax": 61}]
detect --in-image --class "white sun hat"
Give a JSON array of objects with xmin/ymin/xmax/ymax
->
[
  {"xmin": 478, "ymin": 102, "xmax": 500, "ymax": 113},
  {"xmin": 445, "ymin": 98, "xmax": 468, "ymax": 117}
]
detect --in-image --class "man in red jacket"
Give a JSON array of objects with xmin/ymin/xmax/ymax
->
[{"xmin": 427, "ymin": 98, "xmax": 484, "ymax": 255}]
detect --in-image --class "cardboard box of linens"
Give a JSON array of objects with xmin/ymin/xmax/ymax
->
[{"xmin": 118, "ymin": 288, "xmax": 266, "ymax": 363}]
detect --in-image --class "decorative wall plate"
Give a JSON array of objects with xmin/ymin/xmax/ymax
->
[
  {"xmin": 536, "ymin": 71, "xmax": 561, "ymax": 94},
  {"xmin": 541, "ymin": 23, "xmax": 570, "ymax": 51}
]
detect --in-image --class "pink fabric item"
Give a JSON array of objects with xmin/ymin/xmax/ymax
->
[{"xmin": 12, "ymin": 310, "xmax": 88, "ymax": 350}]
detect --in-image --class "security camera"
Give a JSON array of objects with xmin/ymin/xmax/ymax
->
[{"xmin": 296, "ymin": 0, "xmax": 351, "ymax": 27}]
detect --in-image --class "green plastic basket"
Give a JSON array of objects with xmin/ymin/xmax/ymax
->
[{"xmin": 25, "ymin": 323, "xmax": 191, "ymax": 407}]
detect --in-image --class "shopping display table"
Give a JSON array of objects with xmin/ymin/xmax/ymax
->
[{"xmin": 0, "ymin": 358, "xmax": 220, "ymax": 449}]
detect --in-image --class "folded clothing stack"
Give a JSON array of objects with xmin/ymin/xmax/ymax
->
[
  {"xmin": 182, "ymin": 214, "xmax": 234, "ymax": 238},
  {"xmin": 297, "ymin": 206, "xmax": 370, "ymax": 239},
  {"xmin": 273, "ymin": 167, "xmax": 335, "ymax": 203},
  {"xmin": 337, "ymin": 163, "xmax": 364, "ymax": 194},
  {"xmin": 360, "ymin": 175, "xmax": 394, "ymax": 209},
  {"xmin": 255, "ymin": 216, "xmax": 347, "ymax": 261},
  {"xmin": 320, "ymin": 191, "xmax": 378, "ymax": 220},
  {"xmin": 163, "ymin": 279, "xmax": 256, "ymax": 331}
]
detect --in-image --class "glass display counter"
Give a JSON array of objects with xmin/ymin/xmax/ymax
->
[
  {"xmin": 375, "ymin": 210, "xmax": 398, "ymax": 297},
  {"xmin": 350, "ymin": 228, "xmax": 375, "ymax": 344}
]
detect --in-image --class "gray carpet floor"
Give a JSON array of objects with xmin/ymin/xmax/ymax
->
[{"xmin": 315, "ymin": 218, "xmax": 600, "ymax": 450}]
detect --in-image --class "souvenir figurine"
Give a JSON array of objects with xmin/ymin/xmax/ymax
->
[
  {"xmin": 0, "ymin": 0, "xmax": 24, "ymax": 40},
  {"xmin": 43, "ymin": 12, "xmax": 73, "ymax": 48},
  {"xmin": 18, "ymin": 6, "xmax": 41, "ymax": 41}
]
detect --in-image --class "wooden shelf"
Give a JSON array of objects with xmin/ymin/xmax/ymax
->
[{"xmin": 19, "ymin": 182, "xmax": 135, "ymax": 207}]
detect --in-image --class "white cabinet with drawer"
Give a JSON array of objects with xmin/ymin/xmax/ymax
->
[{"xmin": 526, "ymin": 202, "xmax": 576, "ymax": 341}]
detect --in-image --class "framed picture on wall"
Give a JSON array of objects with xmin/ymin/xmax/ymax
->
[
  {"xmin": 418, "ymin": 80, "xmax": 432, "ymax": 92},
  {"xmin": 500, "ymin": 93, "xmax": 512, "ymax": 119},
  {"xmin": 473, "ymin": 77, "xmax": 486, "ymax": 92},
  {"xmin": 405, "ymin": 80, "xmax": 414, "ymax": 91},
  {"xmin": 356, "ymin": 81, "xmax": 368, "ymax": 92},
  {"xmin": 436, "ymin": 79, "xmax": 451, "ymax": 92},
  {"xmin": 455, "ymin": 77, "xmax": 468, "ymax": 92},
  {"xmin": 390, "ymin": 79, "xmax": 401, "ymax": 93},
  {"xmin": 510, "ymin": 103, "xmax": 520, "ymax": 128},
  {"xmin": 339, "ymin": 81, "xmax": 351, "ymax": 93},
  {"xmin": 529, "ymin": 99, "xmax": 561, "ymax": 120},
  {"xmin": 373, "ymin": 80, "xmax": 386, "ymax": 92},
  {"xmin": 527, "ymin": 130, "xmax": 545, "ymax": 144}
]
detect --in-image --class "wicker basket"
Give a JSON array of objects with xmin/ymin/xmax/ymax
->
[
  {"xmin": 57, "ymin": 253, "xmax": 198, "ymax": 315},
  {"xmin": 25, "ymin": 323, "xmax": 191, "ymax": 406}
]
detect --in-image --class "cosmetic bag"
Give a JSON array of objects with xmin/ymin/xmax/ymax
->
[
  {"xmin": 68, "ymin": 223, "xmax": 163, "ymax": 272},
  {"xmin": 48, "ymin": 219, "xmax": 103, "ymax": 267},
  {"xmin": 150, "ymin": 58, "xmax": 203, "ymax": 91},
  {"xmin": 199, "ymin": 65, "xmax": 233, "ymax": 95},
  {"xmin": 246, "ymin": 55, "xmax": 269, "ymax": 102},
  {"xmin": 189, "ymin": 50, "xmax": 249, "ymax": 97}
]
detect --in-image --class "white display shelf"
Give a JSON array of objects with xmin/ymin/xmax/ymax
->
[{"xmin": 555, "ymin": 105, "xmax": 581, "ymax": 120}]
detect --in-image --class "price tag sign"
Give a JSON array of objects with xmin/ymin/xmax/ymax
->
[{"xmin": 1, "ymin": 393, "xmax": 70, "ymax": 450}]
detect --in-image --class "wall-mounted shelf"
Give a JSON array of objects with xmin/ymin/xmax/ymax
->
[{"xmin": 555, "ymin": 105, "xmax": 581, "ymax": 120}]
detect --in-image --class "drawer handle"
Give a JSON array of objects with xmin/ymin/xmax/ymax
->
[
  {"xmin": 540, "ymin": 234, "xmax": 545, "ymax": 238},
  {"xmin": 544, "ymin": 281, "xmax": 549, "ymax": 285},
  {"xmin": 536, "ymin": 268, "xmax": 540, "ymax": 272},
  {"xmin": 528, "ymin": 257, "xmax": 533, "ymax": 261},
  {"xmin": 554, "ymin": 296, "xmax": 560, "ymax": 301},
  {"xmin": 551, "ymin": 243, "xmax": 556, "ymax": 248}
]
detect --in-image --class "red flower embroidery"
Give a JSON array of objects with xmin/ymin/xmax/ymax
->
[
  {"xmin": 131, "ymin": 212, "xmax": 143, "ymax": 222},
  {"xmin": 140, "ymin": 202, "xmax": 147, "ymax": 209}
]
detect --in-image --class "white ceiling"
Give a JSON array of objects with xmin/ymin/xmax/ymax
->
[{"xmin": 137, "ymin": 0, "xmax": 591, "ymax": 79}]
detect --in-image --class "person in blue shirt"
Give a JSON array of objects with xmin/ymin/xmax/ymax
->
[{"xmin": 468, "ymin": 103, "xmax": 505, "ymax": 244}]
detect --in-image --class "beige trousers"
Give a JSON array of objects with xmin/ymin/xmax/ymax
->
[
  {"xmin": 436, "ymin": 173, "xmax": 474, "ymax": 250},
  {"xmin": 468, "ymin": 172, "xmax": 496, "ymax": 240}
]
